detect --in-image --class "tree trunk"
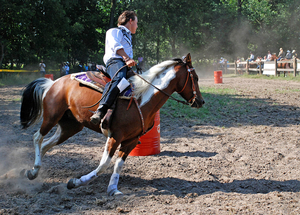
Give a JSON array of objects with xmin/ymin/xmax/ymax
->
[
  {"xmin": 0, "ymin": 42, "xmax": 4, "ymax": 69},
  {"xmin": 156, "ymin": 31, "xmax": 160, "ymax": 63},
  {"xmin": 109, "ymin": 0, "xmax": 117, "ymax": 29}
]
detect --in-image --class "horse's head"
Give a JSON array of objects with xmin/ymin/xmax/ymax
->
[
  {"xmin": 270, "ymin": 54, "xmax": 277, "ymax": 61},
  {"xmin": 175, "ymin": 53, "xmax": 205, "ymax": 108}
]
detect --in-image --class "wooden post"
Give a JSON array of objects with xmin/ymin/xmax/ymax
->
[
  {"xmin": 293, "ymin": 58, "xmax": 297, "ymax": 77},
  {"xmin": 259, "ymin": 62, "xmax": 262, "ymax": 75},
  {"xmin": 246, "ymin": 60, "xmax": 249, "ymax": 74},
  {"xmin": 234, "ymin": 61, "xmax": 237, "ymax": 75},
  {"xmin": 274, "ymin": 59, "xmax": 277, "ymax": 76}
]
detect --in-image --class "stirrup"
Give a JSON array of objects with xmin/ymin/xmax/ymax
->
[{"xmin": 90, "ymin": 111, "xmax": 105, "ymax": 125}]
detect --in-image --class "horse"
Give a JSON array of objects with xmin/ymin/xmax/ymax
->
[
  {"xmin": 20, "ymin": 53, "xmax": 205, "ymax": 196},
  {"xmin": 270, "ymin": 54, "xmax": 291, "ymax": 77}
]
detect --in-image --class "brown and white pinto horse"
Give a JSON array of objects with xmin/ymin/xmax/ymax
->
[
  {"xmin": 20, "ymin": 53, "xmax": 205, "ymax": 196},
  {"xmin": 270, "ymin": 54, "xmax": 291, "ymax": 77}
]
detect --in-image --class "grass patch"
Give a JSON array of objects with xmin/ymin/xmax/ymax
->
[
  {"xmin": 161, "ymin": 86, "xmax": 265, "ymax": 125},
  {"xmin": 0, "ymin": 70, "xmax": 61, "ymax": 86},
  {"xmin": 0, "ymin": 73, "xmax": 41, "ymax": 86}
]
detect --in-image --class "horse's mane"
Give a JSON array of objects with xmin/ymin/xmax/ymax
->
[{"xmin": 130, "ymin": 59, "xmax": 182, "ymax": 99}]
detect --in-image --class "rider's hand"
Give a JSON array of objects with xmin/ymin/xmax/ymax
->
[{"xmin": 126, "ymin": 59, "xmax": 137, "ymax": 67}]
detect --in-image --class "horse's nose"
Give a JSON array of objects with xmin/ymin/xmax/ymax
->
[{"xmin": 191, "ymin": 97, "xmax": 205, "ymax": 108}]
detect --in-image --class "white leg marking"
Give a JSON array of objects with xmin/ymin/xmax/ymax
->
[
  {"xmin": 113, "ymin": 157, "xmax": 125, "ymax": 174},
  {"xmin": 33, "ymin": 130, "xmax": 43, "ymax": 168},
  {"xmin": 74, "ymin": 137, "xmax": 112, "ymax": 187},
  {"xmin": 107, "ymin": 157, "xmax": 125, "ymax": 196},
  {"xmin": 29, "ymin": 129, "xmax": 44, "ymax": 177},
  {"xmin": 41, "ymin": 125, "xmax": 62, "ymax": 157}
]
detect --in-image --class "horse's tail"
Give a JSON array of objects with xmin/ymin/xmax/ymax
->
[{"xmin": 20, "ymin": 78, "xmax": 54, "ymax": 129}]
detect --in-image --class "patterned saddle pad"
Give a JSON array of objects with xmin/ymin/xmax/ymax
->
[{"xmin": 70, "ymin": 72, "xmax": 133, "ymax": 99}]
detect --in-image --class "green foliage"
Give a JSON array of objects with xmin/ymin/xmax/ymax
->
[{"xmin": 1, "ymin": 0, "xmax": 300, "ymax": 70}]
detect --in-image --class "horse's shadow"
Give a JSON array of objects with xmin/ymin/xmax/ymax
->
[{"xmin": 119, "ymin": 175, "xmax": 300, "ymax": 197}]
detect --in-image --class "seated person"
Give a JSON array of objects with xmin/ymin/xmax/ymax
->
[
  {"xmin": 277, "ymin": 48, "xmax": 285, "ymax": 61},
  {"xmin": 285, "ymin": 50, "xmax": 292, "ymax": 59}
]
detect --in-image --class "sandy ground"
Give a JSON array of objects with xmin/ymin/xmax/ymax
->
[{"xmin": 0, "ymin": 76, "xmax": 300, "ymax": 214}]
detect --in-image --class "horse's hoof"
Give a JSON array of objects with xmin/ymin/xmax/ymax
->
[
  {"xmin": 113, "ymin": 190, "xmax": 123, "ymax": 196},
  {"xmin": 67, "ymin": 178, "xmax": 76, "ymax": 189},
  {"xmin": 108, "ymin": 189, "xmax": 123, "ymax": 196},
  {"xmin": 26, "ymin": 170, "xmax": 37, "ymax": 180}
]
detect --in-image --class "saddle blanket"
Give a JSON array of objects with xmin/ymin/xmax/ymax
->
[{"xmin": 70, "ymin": 72, "xmax": 133, "ymax": 99}]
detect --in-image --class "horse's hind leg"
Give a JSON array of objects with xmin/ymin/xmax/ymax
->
[
  {"xmin": 23, "ymin": 129, "xmax": 44, "ymax": 180},
  {"xmin": 24, "ymin": 111, "xmax": 83, "ymax": 180}
]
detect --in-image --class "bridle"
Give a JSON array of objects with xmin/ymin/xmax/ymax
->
[
  {"xmin": 132, "ymin": 63, "xmax": 197, "ymax": 106},
  {"xmin": 177, "ymin": 65, "xmax": 197, "ymax": 104}
]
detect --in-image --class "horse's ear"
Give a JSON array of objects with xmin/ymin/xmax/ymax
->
[{"xmin": 185, "ymin": 53, "xmax": 192, "ymax": 66}]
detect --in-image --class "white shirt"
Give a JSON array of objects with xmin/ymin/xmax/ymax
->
[
  {"xmin": 39, "ymin": 63, "xmax": 46, "ymax": 72},
  {"xmin": 103, "ymin": 26, "xmax": 133, "ymax": 65}
]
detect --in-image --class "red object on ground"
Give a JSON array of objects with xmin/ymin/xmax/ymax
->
[
  {"xmin": 129, "ymin": 111, "xmax": 160, "ymax": 156},
  {"xmin": 45, "ymin": 74, "xmax": 54, "ymax": 80},
  {"xmin": 214, "ymin": 70, "xmax": 223, "ymax": 84}
]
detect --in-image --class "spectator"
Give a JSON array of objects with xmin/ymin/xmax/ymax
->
[
  {"xmin": 60, "ymin": 62, "xmax": 66, "ymax": 76},
  {"xmin": 285, "ymin": 50, "xmax": 292, "ymax": 59},
  {"xmin": 219, "ymin": 57, "xmax": 225, "ymax": 71},
  {"xmin": 64, "ymin": 62, "xmax": 70, "ymax": 75},
  {"xmin": 256, "ymin": 56, "xmax": 263, "ymax": 69},
  {"xmin": 277, "ymin": 48, "xmax": 285, "ymax": 61},
  {"xmin": 78, "ymin": 62, "xmax": 83, "ymax": 72},
  {"xmin": 236, "ymin": 57, "xmax": 243, "ymax": 74},
  {"xmin": 248, "ymin": 52, "xmax": 255, "ymax": 62},
  {"xmin": 39, "ymin": 60, "xmax": 46, "ymax": 76},
  {"xmin": 292, "ymin": 50, "xmax": 298, "ymax": 59},
  {"xmin": 85, "ymin": 64, "xmax": 89, "ymax": 71},
  {"xmin": 266, "ymin": 51, "xmax": 272, "ymax": 61}
]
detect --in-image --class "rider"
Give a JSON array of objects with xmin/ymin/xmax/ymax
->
[
  {"xmin": 90, "ymin": 11, "xmax": 138, "ymax": 125},
  {"xmin": 277, "ymin": 48, "xmax": 285, "ymax": 61},
  {"xmin": 285, "ymin": 50, "xmax": 292, "ymax": 59}
]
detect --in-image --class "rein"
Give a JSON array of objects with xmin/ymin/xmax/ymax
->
[{"xmin": 132, "ymin": 64, "xmax": 196, "ymax": 106}]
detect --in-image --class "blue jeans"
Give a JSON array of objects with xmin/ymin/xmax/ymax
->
[{"xmin": 100, "ymin": 58, "xmax": 128, "ymax": 107}]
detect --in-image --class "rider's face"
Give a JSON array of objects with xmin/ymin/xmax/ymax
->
[{"xmin": 129, "ymin": 17, "xmax": 138, "ymax": 34}]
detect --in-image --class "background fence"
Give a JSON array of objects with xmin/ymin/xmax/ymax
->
[{"xmin": 223, "ymin": 58, "xmax": 299, "ymax": 77}]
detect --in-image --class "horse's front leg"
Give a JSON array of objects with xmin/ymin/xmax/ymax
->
[
  {"xmin": 107, "ymin": 138, "xmax": 139, "ymax": 196},
  {"xmin": 67, "ymin": 136, "xmax": 120, "ymax": 189},
  {"xmin": 22, "ymin": 129, "xmax": 44, "ymax": 180}
]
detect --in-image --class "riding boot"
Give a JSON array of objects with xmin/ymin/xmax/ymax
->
[{"xmin": 90, "ymin": 87, "xmax": 120, "ymax": 125}]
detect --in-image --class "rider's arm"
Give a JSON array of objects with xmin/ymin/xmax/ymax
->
[{"xmin": 117, "ymin": 48, "xmax": 137, "ymax": 67}]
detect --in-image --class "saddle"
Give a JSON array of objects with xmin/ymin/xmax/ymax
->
[
  {"xmin": 86, "ymin": 66, "xmax": 136, "ymax": 92},
  {"xmin": 86, "ymin": 66, "xmax": 137, "ymax": 130}
]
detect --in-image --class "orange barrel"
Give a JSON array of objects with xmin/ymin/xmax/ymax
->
[
  {"xmin": 214, "ymin": 70, "xmax": 223, "ymax": 84},
  {"xmin": 129, "ymin": 111, "xmax": 160, "ymax": 156},
  {"xmin": 45, "ymin": 74, "xmax": 54, "ymax": 80}
]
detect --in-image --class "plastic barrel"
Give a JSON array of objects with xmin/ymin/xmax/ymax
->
[
  {"xmin": 45, "ymin": 74, "xmax": 54, "ymax": 80},
  {"xmin": 214, "ymin": 71, "xmax": 223, "ymax": 84},
  {"xmin": 129, "ymin": 111, "xmax": 160, "ymax": 156}
]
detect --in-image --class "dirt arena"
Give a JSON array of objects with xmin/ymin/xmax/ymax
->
[{"xmin": 0, "ymin": 76, "xmax": 300, "ymax": 214}]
